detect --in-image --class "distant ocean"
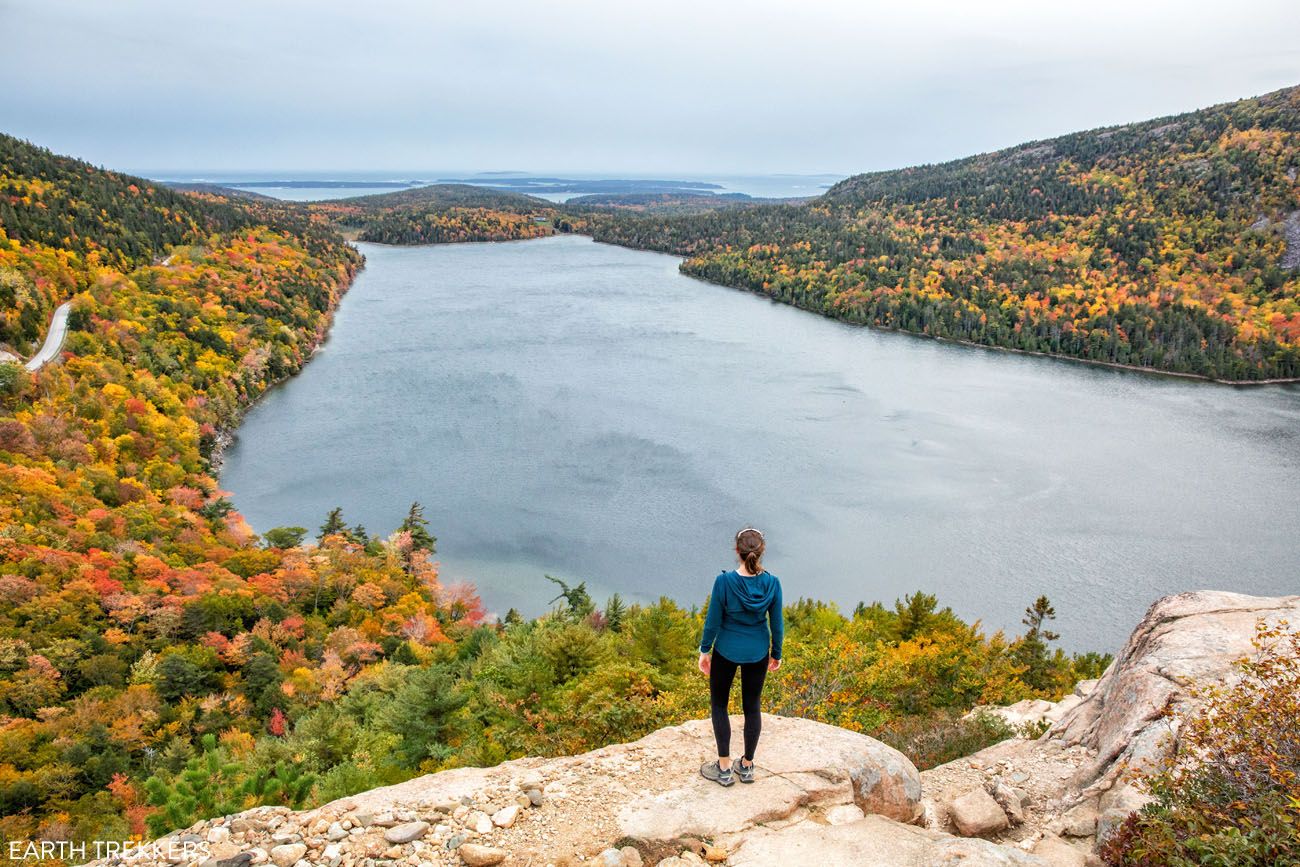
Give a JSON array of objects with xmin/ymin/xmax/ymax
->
[{"xmin": 146, "ymin": 171, "xmax": 845, "ymax": 202}]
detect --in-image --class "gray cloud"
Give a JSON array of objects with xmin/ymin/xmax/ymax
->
[{"xmin": 2, "ymin": 0, "xmax": 1296, "ymax": 174}]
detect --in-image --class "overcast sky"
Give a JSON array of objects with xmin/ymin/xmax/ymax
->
[{"xmin": 3, "ymin": 0, "xmax": 1297, "ymax": 176}]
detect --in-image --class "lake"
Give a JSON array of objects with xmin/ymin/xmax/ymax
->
[{"xmin": 219, "ymin": 235, "xmax": 1300, "ymax": 650}]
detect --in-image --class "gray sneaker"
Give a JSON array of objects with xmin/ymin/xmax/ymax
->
[
  {"xmin": 700, "ymin": 760, "xmax": 735, "ymax": 787},
  {"xmin": 736, "ymin": 759, "xmax": 756, "ymax": 783}
]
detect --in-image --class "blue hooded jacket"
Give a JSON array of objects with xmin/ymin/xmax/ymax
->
[{"xmin": 698, "ymin": 569, "xmax": 784, "ymax": 664}]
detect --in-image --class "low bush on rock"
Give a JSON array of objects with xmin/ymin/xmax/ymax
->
[{"xmin": 1101, "ymin": 621, "xmax": 1300, "ymax": 866}]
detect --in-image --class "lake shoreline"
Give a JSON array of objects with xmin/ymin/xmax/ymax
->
[
  {"xmin": 207, "ymin": 254, "xmax": 368, "ymax": 476},
  {"xmin": 339, "ymin": 234, "xmax": 1300, "ymax": 387},
  {"xmin": 218, "ymin": 237, "xmax": 1300, "ymax": 650},
  {"xmin": 663, "ymin": 257, "xmax": 1300, "ymax": 388}
]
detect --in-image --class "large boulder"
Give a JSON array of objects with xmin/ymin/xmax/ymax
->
[
  {"xmin": 1053, "ymin": 591, "xmax": 1300, "ymax": 791},
  {"xmin": 921, "ymin": 591, "xmax": 1300, "ymax": 854},
  {"xmin": 616, "ymin": 714, "xmax": 922, "ymax": 839}
]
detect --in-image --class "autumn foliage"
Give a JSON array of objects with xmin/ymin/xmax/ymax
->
[
  {"xmin": 0, "ymin": 135, "xmax": 483, "ymax": 849},
  {"xmin": 584, "ymin": 86, "xmax": 1300, "ymax": 381},
  {"xmin": 1100, "ymin": 621, "xmax": 1300, "ymax": 866}
]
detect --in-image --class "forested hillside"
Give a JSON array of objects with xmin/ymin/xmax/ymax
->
[
  {"xmin": 584, "ymin": 86, "xmax": 1300, "ymax": 381},
  {"xmin": 308, "ymin": 184, "xmax": 562, "ymax": 245},
  {"xmin": 0, "ymin": 136, "xmax": 1103, "ymax": 854}
]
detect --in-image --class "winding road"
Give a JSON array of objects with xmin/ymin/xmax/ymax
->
[{"xmin": 25, "ymin": 302, "xmax": 71, "ymax": 371}]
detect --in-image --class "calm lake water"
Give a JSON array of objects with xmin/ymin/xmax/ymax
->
[{"xmin": 220, "ymin": 235, "xmax": 1300, "ymax": 650}]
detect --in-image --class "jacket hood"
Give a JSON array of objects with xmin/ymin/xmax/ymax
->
[{"xmin": 721, "ymin": 569, "xmax": 779, "ymax": 613}]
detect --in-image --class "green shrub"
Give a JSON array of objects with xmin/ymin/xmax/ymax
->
[{"xmin": 879, "ymin": 709, "xmax": 1016, "ymax": 770}]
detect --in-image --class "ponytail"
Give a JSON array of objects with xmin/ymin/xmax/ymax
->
[{"xmin": 735, "ymin": 527, "xmax": 765, "ymax": 575}]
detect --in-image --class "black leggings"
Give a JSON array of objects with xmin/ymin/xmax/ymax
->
[{"xmin": 709, "ymin": 651, "xmax": 768, "ymax": 761}]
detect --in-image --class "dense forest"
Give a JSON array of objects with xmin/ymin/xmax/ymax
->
[
  {"xmin": 0, "ymin": 135, "xmax": 1107, "ymax": 853},
  {"xmin": 306, "ymin": 185, "xmax": 562, "ymax": 245},
  {"xmin": 582, "ymin": 86, "xmax": 1300, "ymax": 381}
]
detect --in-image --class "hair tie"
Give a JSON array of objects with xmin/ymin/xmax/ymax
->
[{"xmin": 736, "ymin": 527, "xmax": 764, "ymax": 540}]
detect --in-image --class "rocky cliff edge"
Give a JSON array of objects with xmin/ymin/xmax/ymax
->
[{"xmin": 87, "ymin": 591, "xmax": 1299, "ymax": 867}]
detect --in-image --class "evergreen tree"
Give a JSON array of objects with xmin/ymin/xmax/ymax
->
[
  {"xmin": 545, "ymin": 575, "xmax": 594, "ymax": 620},
  {"xmin": 1014, "ymin": 595, "xmax": 1062, "ymax": 691},
  {"xmin": 376, "ymin": 665, "xmax": 466, "ymax": 767},
  {"xmin": 399, "ymin": 502, "xmax": 437, "ymax": 553},
  {"xmin": 604, "ymin": 594, "xmax": 627, "ymax": 632},
  {"xmin": 895, "ymin": 592, "xmax": 939, "ymax": 641},
  {"xmin": 318, "ymin": 507, "xmax": 347, "ymax": 541}
]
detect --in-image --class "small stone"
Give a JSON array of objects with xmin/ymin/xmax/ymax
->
[
  {"xmin": 703, "ymin": 845, "xmax": 728, "ymax": 862},
  {"xmin": 597, "ymin": 849, "xmax": 623, "ymax": 867},
  {"xmin": 445, "ymin": 833, "xmax": 465, "ymax": 850},
  {"xmin": 619, "ymin": 846, "xmax": 643, "ymax": 867},
  {"xmin": 384, "ymin": 845, "xmax": 404, "ymax": 858},
  {"xmin": 987, "ymin": 781, "xmax": 1025, "ymax": 826},
  {"xmin": 207, "ymin": 827, "xmax": 232, "ymax": 844},
  {"xmin": 326, "ymin": 822, "xmax": 348, "ymax": 841},
  {"xmin": 452, "ymin": 805, "xmax": 470, "ymax": 822},
  {"xmin": 947, "ymin": 787, "xmax": 1010, "ymax": 837},
  {"xmin": 491, "ymin": 805, "xmax": 520, "ymax": 828},
  {"xmin": 269, "ymin": 843, "xmax": 307, "ymax": 867},
  {"xmin": 469, "ymin": 811, "xmax": 493, "ymax": 834},
  {"xmin": 1033, "ymin": 834, "xmax": 1088, "ymax": 867},
  {"xmin": 203, "ymin": 843, "xmax": 244, "ymax": 865},
  {"xmin": 230, "ymin": 819, "xmax": 255, "ymax": 834},
  {"xmin": 824, "ymin": 804, "xmax": 865, "ymax": 825},
  {"xmin": 384, "ymin": 821, "xmax": 430, "ymax": 844},
  {"xmin": 353, "ymin": 812, "xmax": 375, "ymax": 827},
  {"xmin": 527, "ymin": 788, "xmax": 544, "ymax": 806},
  {"xmin": 458, "ymin": 842, "xmax": 508, "ymax": 866},
  {"xmin": 516, "ymin": 793, "xmax": 533, "ymax": 809},
  {"xmin": 322, "ymin": 843, "xmax": 342, "ymax": 860},
  {"xmin": 1057, "ymin": 802, "xmax": 1099, "ymax": 838}
]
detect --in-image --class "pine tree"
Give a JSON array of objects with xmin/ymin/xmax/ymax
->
[
  {"xmin": 318, "ymin": 506, "xmax": 347, "ymax": 541},
  {"xmin": 1015, "ymin": 595, "xmax": 1062, "ymax": 691},
  {"xmin": 895, "ymin": 592, "xmax": 939, "ymax": 641},
  {"xmin": 545, "ymin": 575, "xmax": 594, "ymax": 620},
  {"xmin": 604, "ymin": 594, "xmax": 627, "ymax": 632},
  {"xmin": 400, "ymin": 502, "xmax": 437, "ymax": 553}
]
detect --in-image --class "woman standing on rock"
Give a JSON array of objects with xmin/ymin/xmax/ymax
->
[{"xmin": 697, "ymin": 527, "xmax": 784, "ymax": 787}]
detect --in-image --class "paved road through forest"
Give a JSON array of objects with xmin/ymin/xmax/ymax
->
[{"xmin": 25, "ymin": 302, "xmax": 71, "ymax": 371}]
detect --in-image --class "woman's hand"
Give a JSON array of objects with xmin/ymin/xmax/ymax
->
[
  {"xmin": 768, "ymin": 657, "xmax": 782, "ymax": 672},
  {"xmin": 698, "ymin": 652, "xmax": 711, "ymax": 675}
]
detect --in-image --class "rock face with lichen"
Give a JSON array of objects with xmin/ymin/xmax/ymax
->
[
  {"xmin": 920, "ymin": 590, "xmax": 1300, "ymax": 863},
  {"xmin": 82, "ymin": 591, "xmax": 1297, "ymax": 867}
]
